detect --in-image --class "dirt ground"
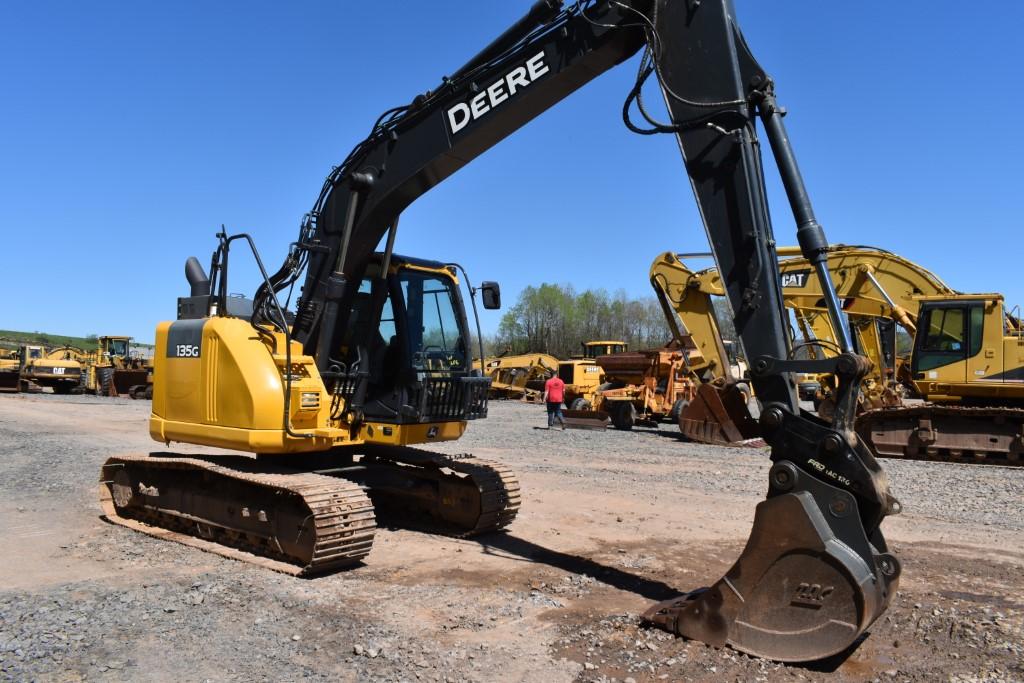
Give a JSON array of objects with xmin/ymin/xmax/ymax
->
[{"xmin": 0, "ymin": 394, "xmax": 1021, "ymax": 682}]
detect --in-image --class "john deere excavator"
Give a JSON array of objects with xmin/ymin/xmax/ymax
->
[{"xmin": 101, "ymin": 0, "xmax": 903, "ymax": 662}]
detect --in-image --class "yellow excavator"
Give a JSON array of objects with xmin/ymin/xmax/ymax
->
[
  {"xmin": 661, "ymin": 244, "xmax": 1024, "ymax": 466},
  {"xmin": 773, "ymin": 246, "xmax": 1024, "ymax": 465},
  {"xmin": 5, "ymin": 345, "xmax": 84, "ymax": 394},
  {"xmin": 101, "ymin": 0, "xmax": 905, "ymax": 662},
  {"xmin": 649, "ymin": 252, "xmax": 762, "ymax": 444},
  {"xmin": 0, "ymin": 346, "xmax": 18, "ymax": 391}
]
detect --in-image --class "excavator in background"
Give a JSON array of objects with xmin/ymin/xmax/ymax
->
[
  {"xmin": 652, "ymin": 246, "xmax": 953, "ymax": 439},
  {"xmin": 650, "ymin": 252, "xmax": 762, "ymax": 443},
  {"xmin": 773, "ymin": 246, "xmax": 1024, "ymax": 465},
  {"xmin": 100, "ymin": 0, "xmax": 903, "ymax": 662},
  {"xmin": 7, "ymin": 345, "xmax": 84, "ymax": 394},
  {"xmin": 662, "ymin": 244, "xmax": 1024, "ymax": 466}
]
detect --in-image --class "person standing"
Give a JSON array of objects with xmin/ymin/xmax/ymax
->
[{"xmin": 543, "ymin": 373, "xmax": 566, "ymax": 430}]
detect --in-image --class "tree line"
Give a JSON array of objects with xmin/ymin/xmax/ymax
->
[{"xmin": 490, "ymin": 283, "xmax": 673, "ymax": 359}]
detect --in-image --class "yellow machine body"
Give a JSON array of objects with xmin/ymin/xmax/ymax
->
[
  {"xmin": 151, "ymin": 264, "xmax": 473, "ymax": 454},
  {"xmin": 477, "ymin": 352, "xmax": 559, "ymax": 400},
  {"xmin": 909, "ymin": 294, "xmax": 1024, "ymax": 403}
]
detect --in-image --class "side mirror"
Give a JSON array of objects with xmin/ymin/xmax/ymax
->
[{"xmin": 480, "ymin": 281, "xmax": 501, "ymax": 310}]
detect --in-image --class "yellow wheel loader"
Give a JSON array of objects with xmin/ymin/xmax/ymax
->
[
  {"xmin": 81, "ymin": 336, "xmax": 152, "ymax": 398},
  {"xmin": 102, "ymin": 0, "xmax": 906, "ymax": 662}
]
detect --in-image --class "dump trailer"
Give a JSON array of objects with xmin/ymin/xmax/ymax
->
[
  {"xmin": 592, "ymin": 341, "xmax": 697, "ymax": 430},
  {"xmin": 100, "ymin": 0, "xmax": 905, "ymax": 663}
]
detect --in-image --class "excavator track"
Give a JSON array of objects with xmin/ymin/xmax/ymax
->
[
  {"xmin": 347, "ymin": 447, "xmax": 521, "ymax": 537},
  {"xmin": 857, "ymin": 405, "xmax": 1024, "ymax": 466},
  {"xmin": 100, "ymin": 454, "xmax": 377, "ymax": 575}
]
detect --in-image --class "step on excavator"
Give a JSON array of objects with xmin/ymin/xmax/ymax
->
[{"xmin": 101, "ymin": 0, "xmax": 903, "ymax": 662}]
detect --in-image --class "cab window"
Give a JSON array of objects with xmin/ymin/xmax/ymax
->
[
  {"xmin": 922, "ymin": 308, "xmax": 964, "ymax": 353},
  {"xmin": 401, "ymin": 270, "xmax": 466, "ymax": 371}
]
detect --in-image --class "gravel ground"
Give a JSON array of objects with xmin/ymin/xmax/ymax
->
[{"xmin": 0, "ymin": 394, "xmax": 1022, "ymax": 682}]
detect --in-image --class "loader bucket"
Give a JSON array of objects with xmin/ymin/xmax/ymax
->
[
  {"xmin": 562, "ymin": 409, "xmax": 609, "ymax": 430},
  {"xmin": 643, "ymin": 461, "xmax": 900, "ymax": 662},
  {"xmin": 0, "ymin": 371, "xmax": 20, "ymax": 393},
  {"xmin": 678, "ymin": 382, "xmax": 760, "ymax": 445},
  {"xmin": 112, "ymin": 369, "xmax": 149, "ymax": 396}
]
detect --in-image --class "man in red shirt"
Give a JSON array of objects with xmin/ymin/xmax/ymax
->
[{"xmin": 543, "ymin": 374, "xmax": 566, "ymax": 430}]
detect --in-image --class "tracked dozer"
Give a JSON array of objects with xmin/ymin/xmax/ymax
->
[
  {"xmin": 478, "ymin": 351, "xmax": 559, "ymax": 400},
  {"xmin": 103, "ymin": 0, "xmax": 907, "ymax": 662}
]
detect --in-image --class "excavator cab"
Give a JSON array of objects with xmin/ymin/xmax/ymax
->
[{"xmin": 331, "ymin": 254, "xmax": 489, "ymax": 428}]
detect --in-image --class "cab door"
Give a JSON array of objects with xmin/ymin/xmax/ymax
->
[
  {"xmin": 965, "ymin": 301, "xmax": 999, "ymax": 385},
  {"xmin": 912, "ymin": 303, "xmax": 968, "ymax": 386}
]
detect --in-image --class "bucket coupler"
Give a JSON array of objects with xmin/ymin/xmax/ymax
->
[{"xmin": 645, "ymin": 352, "xmax": 902, "ymax": 662}]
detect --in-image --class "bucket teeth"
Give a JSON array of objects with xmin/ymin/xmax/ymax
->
[{"xmin": 643, "ymin": 462, "xmax": 899, "ymax": 663}]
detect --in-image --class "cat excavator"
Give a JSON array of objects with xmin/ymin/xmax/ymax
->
[
  {"xmin": 772, "ymin": 246, "xmax": 1024, "ymax": 465},
  {"xmin": 100, "ymin": 0, "xmax": 903, "ymax": 662}
]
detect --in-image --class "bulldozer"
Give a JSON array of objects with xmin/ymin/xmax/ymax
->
[
  {"xmin": 558, "ymin": 340, "xmax": 627, "ymax": 408},
  {"xmin": 478, "ymin": 351, "xmax": 559, "ymax": 400},
  {"xmin": 101, "ymin": 0, "xmax": 905, "ymax": 662}
]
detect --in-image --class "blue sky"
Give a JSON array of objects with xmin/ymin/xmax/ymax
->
[{"xmin": 2, "ymin": 2, "xmax": 1022, "ymax": 342}]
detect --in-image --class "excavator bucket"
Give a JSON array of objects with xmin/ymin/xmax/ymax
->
[
  {"xmin": 678, "ymin": 382, "xmax": 761, "ymax": 445},
  {"xmin": 562, "ymin": 409, "xmax": 610, "ymax": 430},
  {"xmin": 643, "ymin": 461, "xmax": 900, "ymax": 662}
]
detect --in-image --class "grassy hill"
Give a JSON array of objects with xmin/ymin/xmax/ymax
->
[{"xmin": 0, "ymin": 330, "xmax": 153, "ymax": 352}]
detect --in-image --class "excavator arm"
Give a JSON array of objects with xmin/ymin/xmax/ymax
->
[
  {"xmin": 777, "ymin": 244, "xmax": 957, "ymax": 336},
  {"xmin": 255, "ymin": 0, "xmax": 899, "ymax": 662}
]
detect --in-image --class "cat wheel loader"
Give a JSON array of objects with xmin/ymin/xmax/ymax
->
[
  {"xmin": 101, "ymin": 0, "xmax": 903, "ymax": 663},
  {"xmin": 80, "ymin": 336, "xmax": 152, "ymax": 398}
]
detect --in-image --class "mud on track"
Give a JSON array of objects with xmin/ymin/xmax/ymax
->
[{"xmin": 1, "ymin": 395, "xmax": 1021, "ymax": 681}]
